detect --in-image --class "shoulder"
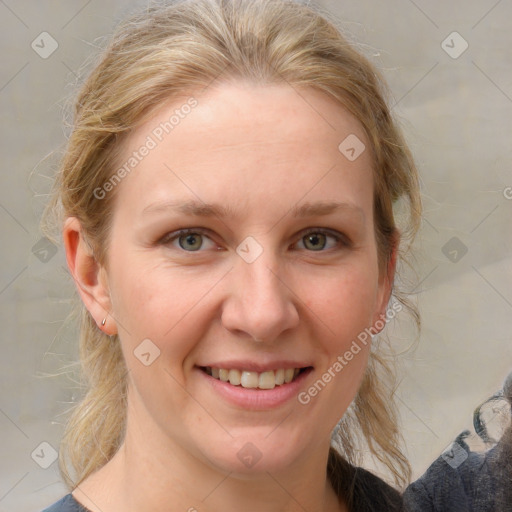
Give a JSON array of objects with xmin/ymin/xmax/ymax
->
[
  {"xmin": 41, "ymin": 494, "xmax": 89, "ymax": 512},
  {"xmin": 328, "ymin": 448, "xmax": 403, "ymax": 512}
]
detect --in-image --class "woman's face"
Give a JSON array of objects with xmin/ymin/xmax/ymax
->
[{"xmin": 90, "ymin": 82, "xmax": 393, "ymax": 474}]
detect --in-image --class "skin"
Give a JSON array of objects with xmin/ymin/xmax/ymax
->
[{"xmin": 64, "ymin": 80, "xmax": 397, "ymax": 512}]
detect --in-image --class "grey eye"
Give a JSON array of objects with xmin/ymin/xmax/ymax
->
[
  {"xmin": 302, "ymin": 232, "xmax": 327, "ymax": 251},
  {"xmin": 178, "ymin": 232, "xmax": 204, "ymax": 251}
]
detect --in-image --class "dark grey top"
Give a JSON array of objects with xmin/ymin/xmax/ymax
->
[{"xmin": 42, "ymin": 494, "xmax": 88, "ymax": 512}]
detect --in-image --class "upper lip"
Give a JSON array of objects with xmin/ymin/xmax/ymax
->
[{"xmin": 196, "ymin": 360, "xmax": 313, "ymax": 372}]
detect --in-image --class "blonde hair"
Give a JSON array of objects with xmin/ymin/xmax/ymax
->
[{"xmin": 43, "ymin": 0, "xmax": 421, "ymax": 493}]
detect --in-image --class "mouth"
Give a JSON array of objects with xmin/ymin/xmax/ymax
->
[{"xmin": 199, "ymin": 366, "xmax": 312, "ymax": 390}]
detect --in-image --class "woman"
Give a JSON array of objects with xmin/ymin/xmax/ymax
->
[{"xmin": 41, "ymin": 0, "xmax": 421, "ymax": 510}]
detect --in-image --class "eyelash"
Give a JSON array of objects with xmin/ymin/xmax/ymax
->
[{"xmin": 159, "ymin": 227, "xmax": 350, "ymax": 253}]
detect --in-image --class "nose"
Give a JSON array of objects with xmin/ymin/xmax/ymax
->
[{"xmin": 220, "ymin": 249, "xmax": 300, "ymax": 343}]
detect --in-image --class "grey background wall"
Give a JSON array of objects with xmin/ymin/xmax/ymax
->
[{"xmin": 0, "ymin": 1, "xmax": 510, "ymax": 510}]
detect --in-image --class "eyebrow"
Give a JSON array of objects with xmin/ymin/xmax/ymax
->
[{"xmin": 142, "ymin": 199, "xmax": 365, "ymax": 221}]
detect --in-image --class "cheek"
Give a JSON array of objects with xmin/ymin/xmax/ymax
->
[
  {"xmin": 109, "ymin": 259, "xmax": 223, "ymax": 357},
  {"xmin": 109, "ymin": 263, "xmax": 211, "ymax": 422},
  {"xmin": 302, "ymin": 264, "xmax": 379, "ymax": 346},
  {"xmin": 296, "ymin": 268, "xmax": 377, "ymax": 431}
]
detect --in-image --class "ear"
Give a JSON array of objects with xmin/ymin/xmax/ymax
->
[
  {"xmin": 371, "ymin": 230, "xmax": 399, "ymax": 333},
  {"xmin": 63, "ymin": 217, "xmax": 117, "ymax": 335}
]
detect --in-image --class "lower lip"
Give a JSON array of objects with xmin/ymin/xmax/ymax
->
[{"xmin": 196, "ymin": 367, "xmax": 313, "ymax": 410}]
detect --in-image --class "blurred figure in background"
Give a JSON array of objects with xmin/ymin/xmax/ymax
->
[{"xmin": 404, "ymin": 371, "xmax": 512, "ymax": 511}]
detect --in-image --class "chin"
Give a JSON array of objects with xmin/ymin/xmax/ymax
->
[{"xmin": 197, "ymin": 431, "xmax": 306, "ymax": 477}]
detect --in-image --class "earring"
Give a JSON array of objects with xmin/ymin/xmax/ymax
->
[{"xmin": 101, "ymin": 317, "xmax": 106, "ymax": 326}]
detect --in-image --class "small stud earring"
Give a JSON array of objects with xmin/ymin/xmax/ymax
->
[{"xmin": 101, "ymin": 317, "xmax": 106, "ymax": 326}]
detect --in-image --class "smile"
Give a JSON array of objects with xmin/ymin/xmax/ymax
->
[{"xmin": 200, "ymin": 366, "xmax": 309, "ymax": 390}]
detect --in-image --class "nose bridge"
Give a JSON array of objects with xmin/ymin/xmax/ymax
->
[
  {"xmin": 221, "ymin": 243, "xmax": 299, "ymax": 342},
  {"xmin": 241, "ymin": 250, "xmax": 281, "ymax": 301}
]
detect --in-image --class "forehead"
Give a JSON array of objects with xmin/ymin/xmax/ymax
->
[{"xmin": 113, "ymin": 81, "xmax": 374, "ymax": 222}]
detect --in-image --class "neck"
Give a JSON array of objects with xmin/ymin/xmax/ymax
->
[{"xmin": 72, "ymin": 412, "xmax": 345, "ymax": 512}]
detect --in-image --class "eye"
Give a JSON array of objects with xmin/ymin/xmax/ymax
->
[
  {"xmin": 160, "ymin": 228, "xmax": 218, "ymax": 252},
  {"xmin": 295, "ymin": 228, "xmax": 348, "ymax": 252}
]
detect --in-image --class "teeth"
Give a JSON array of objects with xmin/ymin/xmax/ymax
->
[
  {"xmin": 241, "ymin": 371, "xmax": 259, "ymax": 388},
  {"xmin": 228, "ymin": 369, "xmax": 241, "ymax": 386},
  {"xmin": 284, "ymin": 368, "xmax": 295, "ymax": 383},
  {"xmin": 258, "ymin": 371, "xmax": 276, "ymax": 390},
  {"xmin": 204, "ymin": 366, "xmax": 304, "ymax": 389}
]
